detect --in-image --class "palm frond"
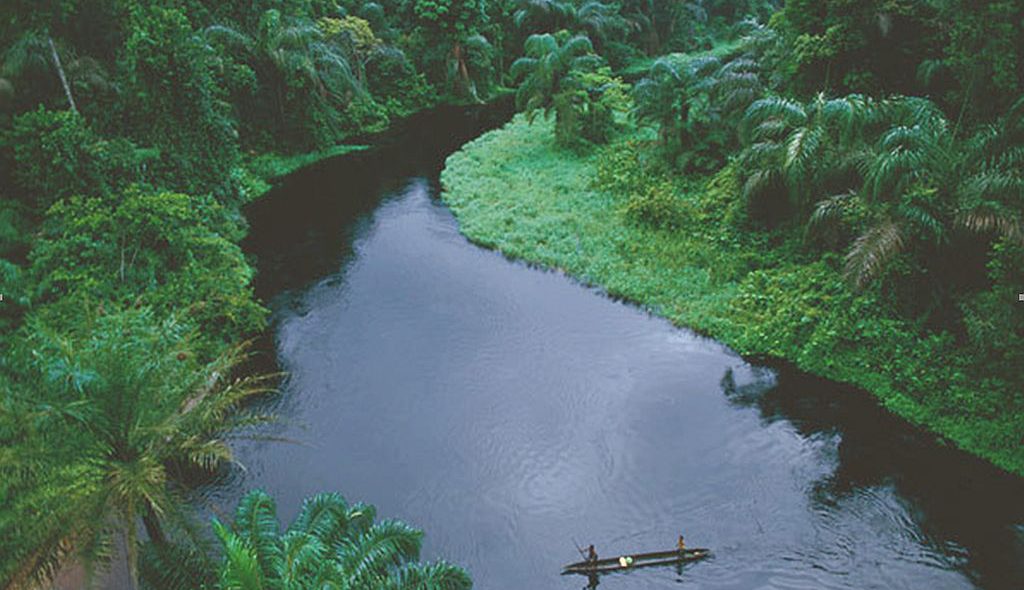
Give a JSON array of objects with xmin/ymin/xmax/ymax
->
[
  {"xmin": 289, "ymin": 492, "xmax": 350, "ymax": 547},
  {"xmin": 916, "ymin": 59, "xmax": 947, "ymax": 88},
  {"xmin": 2, "ymin": 31, "xmax": 52, "ymax": 78},
  {"xmin": 277, "ymin": 530, "xmax": 330, "ymax": 587},
  {"xmin": 896, "ymin": 203, "xmax": 945, "ymax": 242},
  {"xmin": 213, "ymin": 520, "xmax": 267, "ymax": 590},
  {"xmin": 231, "ymin": 490, "xmax": 283, "ymax": 578},
  {"xmin": 742, "ymin": 141, "xmax": 784, "ymax": 168},
  {"xmin": 821, "ymin": 94, "xmax": 874, "ymax": 141},
  {"xmin": 956, "ymin": 206, "xmax": 1024, "ymax": 245},
  {"xmin": 560, "ymin": 35, "xmax": 595, "ymax": 58},
  {"xmin": 344, "ymin": 502, "xmax": 378, "ymax": 539},
  {"xmin": 808, "ymin": 192, "xmax": 857, "ymax": 235},
  {"xmin": 784, "ymin": 125, "xmax": 825, "ymax": 183},
  {"xmin": 956, "ymin": 170, "xmax": 1024, "ymax": 203},
  {"xmin": 379, "ymin": 561, "xmax": 473, "ymax": 590},
  {"xmin": 687, "ymin": 55, "xmax": 721, "ymax": 79},
  {"xmin": 523, "ymin": 33, "xmax": 558, "ymax": 58},
  {"xmin": 742, "ymin": 97, "xmax": 806, "ymax": 142},
  {"xmin": 509, "ymin": 56, "xmax": 538, "ymax": 81},
  {"xmin": 139, "ymin": 540, "xmax": 217, "ymax": 590},
  {"xmin": 742, "ymin": 169, "xmax": 779, "ymax": 204},
  {"xmin": 845, "ymin": 218, "xmax": 906, "ymax": 288},
  {"xmin": 203, "ymin": 25, "xmax": 254, "ymax": 52},
  {"xmin": 335, "ymin": 520, "xmax": 423, "ymax": 587}
]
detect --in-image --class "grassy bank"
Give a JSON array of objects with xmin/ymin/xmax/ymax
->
[
  {"xmin": 441, "ymin": 115, "xmax": 1024, "ymax": 476},
  {"xmin": 237, "ymin": 93, "xmax": 514, "ymax": 200},
  {"xmin": 241, "ymin": 144, "xmax": 371, "ymax": 199}
]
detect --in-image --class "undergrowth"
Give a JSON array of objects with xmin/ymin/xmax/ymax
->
[{"xmin": 442, "ymin": 114, "xmax": 1024, "ymax": 476}]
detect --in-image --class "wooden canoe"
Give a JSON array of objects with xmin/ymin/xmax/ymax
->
[{"xmin": 562, "ymin": 548, "xmax": 710, "ymax": 575}]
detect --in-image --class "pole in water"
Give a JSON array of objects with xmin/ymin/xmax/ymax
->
[{"xmin": 572, "ymin": 537, "xmax": 587, "ymax": 559}]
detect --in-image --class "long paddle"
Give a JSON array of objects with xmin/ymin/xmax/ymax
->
[{"xmin": 571, "ymin": 537, "xmax": 587, "ymax": 560}]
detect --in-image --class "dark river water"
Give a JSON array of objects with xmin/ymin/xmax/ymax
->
[{"xmin": 233, "ymin": 104, "xmax": 1024, "ymax": 590}]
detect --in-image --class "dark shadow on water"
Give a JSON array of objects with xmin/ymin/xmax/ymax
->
[
  {"xmin": 242, "ymin": 98, "xmax": 515, "ymax": 300},
  {"xmin": 720, "ymin": 365, "xmax": 1024, "ymax": 590}
]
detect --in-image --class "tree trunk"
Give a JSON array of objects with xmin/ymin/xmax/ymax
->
[
  {"xmin": 142, "ymin": 507, "xmax": 167, "ymax": 546},
  {"xmin": 47, "ymin": 36, "xmax": 78, "ymax": 114},
  {"xmin": 453, "ymin": 42, "xmax": 481, "ymax": 103}
]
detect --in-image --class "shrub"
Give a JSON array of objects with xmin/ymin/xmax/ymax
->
[
  {"xmin": 0, "ymin": 258, "xmax": 28, "ymax": 334},
  {"xmin": 29, "ymin": 189, "xmax": 266, "ymax": 349},
  {"xmin": 0, "ymin": 199, "xmax": 31, "ymax": 258},
  {"xmin": 121, "ymin": 6, "xmax": 240, "ymax": 197},
  {"xmin": 624, "ymin": 179, "xmax": 686, "ymax": 229},
  {"xmin": 553, "ymin": 68, "xmax": 629, "ymax": 149},
  {"xmin": 5, "ymin": 107, "xmax": 144, "ymax": 209},
  {"xmin": 367, "ymin": 50, "xmax": 438, "ymax": 118}
]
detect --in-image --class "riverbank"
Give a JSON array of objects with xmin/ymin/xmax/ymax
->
[
  {"xmin": 441, "ymin": 115, "xmax": 1024, "ymax": 477},
  {"xmin": 242, "ymin": 144, "xmax": 372, "ymax": 198},
  {"xmin": 240, "ymin": 92, "xmax": 515, "ymax": 200}
]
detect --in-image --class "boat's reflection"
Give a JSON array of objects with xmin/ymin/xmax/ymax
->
[{"xmin": 580, "ymin": 559, "xmax": 693, "ymax": 588}]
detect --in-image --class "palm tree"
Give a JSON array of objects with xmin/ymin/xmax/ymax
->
[
  {"xmin": 633, "ymin": 54, "xmax": 760, "ymax": 160},
  {"xmin": 632, "ymin": 54, "xmax": 718, "ymax": 148},
  {"xmin": 837, "ymin": 99, "xmax": 951, "ymax": 286},
  {"xmin": 205, "ymin": 9, "xmax": 362, "ymax": 133},
  {"xmin": 448, "ymin": 34, "xmax": 494, "ymax": 103},
  {"xmin": 847, "ymin": 98, "xmax": 1024, "ymax": 288},
  {"xmin": 211, "ymin": 489, "xmax": 472, "ymax": 590},
  {"xmin": 623, "ymin": 0, "xmax": 708, "ymax": 56},
  {"xmin": 2, "ymin": 31, "xmax": 77, "ymax": 113},
  {"xmin": 0, "ymin": 309, "xmax": 275, "ymax": 589},
  {"xmin": 738, "ymin": 92, "xmax": 889, "ymax": 223},
  {"xmin": 512, "ymin": 0, "xmax": 577, "ymax": 35},
  {"xmin": 2, "ymin": 30, "xmax": 109, "ymax": 115},
  {"xmin": 511, "ymin": 33, "xmax": 602, "ymax": 137},
  {"xmin": 760, "ymin": 92, "xmax": 1024, "ymax": 293},
  {"xmin": 573, "ymin": 2, "xmax": 629, "ymax": 49},
  {"xmin": 953, "ymin": 95, "xmax": 1024, "ymax": 246}
]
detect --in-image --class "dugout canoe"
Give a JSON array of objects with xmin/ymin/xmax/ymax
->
[{"xmin": 562, "ymin": 548, "xmax": 710, "ymax": 575}]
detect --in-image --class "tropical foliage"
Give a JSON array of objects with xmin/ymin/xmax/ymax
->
[
  {"xmin": 444, "ymin": 0, "xmax": 1024, "ymax": 481},
  {"xmin": 511, "ymin": 32, "xmax": 626, "ymax": 147},
  {"xmin": 2, "ymin": 0, "xmax": 1023, "ymax": 587},
  {"xmin": 197, "ymin": 489, "xmax": 472, "ymax": 590},
  {"xmin": 0, "ymin": 309, "xmax": 275, "ymax": 588}
]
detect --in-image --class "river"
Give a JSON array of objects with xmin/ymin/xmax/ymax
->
[{"xmin": 230, "ymin": 104, "xmax": 1024, "ymax": 590}]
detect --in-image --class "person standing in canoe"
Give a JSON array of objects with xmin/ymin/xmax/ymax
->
[
  {"xmin": 678, "ymin": 535, "xmax": 686, "ymax": 552},
  {"xmin": 587, "ymin": 544, "xmax": 598, "ymax": 563}
]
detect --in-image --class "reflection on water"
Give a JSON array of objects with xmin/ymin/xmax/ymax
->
[
  {"xmin": 234, "ymin": 105, "xmax": 1024, "ymax": 590},
  {"xmin": 721, "ymin": 368, "xmax": 1024, "ymax": 590}
]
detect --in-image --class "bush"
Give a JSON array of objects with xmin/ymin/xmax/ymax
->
[
  {"xmin": 0, "ymin": 199, "xmax": 31, "ymax": 258},
  {"xmin": 367, "ymin": 50, "xmax": 438, "ymax": 118},
  {"xmin": 121, "ymin": 6, "xmax": 240, "ymax": 197},
  {"xmin": 959, "ymin": 239, "xmax": 1024, "ymax": 385},
  {"xmin": 624, "ymin": 179, "xmax": 687, "ymax": 229},
  {"xmin": 0, "ymin": 258, "xmax": 28, "ymax": 334},
  {"xmin": 317, "ymin": 97, "xmax": 389, "ymax": 143},
  {"xmin": 4, "ymin": 107, "xmax": 145, "ymax": 209},
  {"xmin": 553, "ymin": 68, "xmax": 628, "ymax": 149},
  {"xmin": 29, "ymin": 189, "xmax": 266, "ymax": 349},
  {"xmin": 595, "ymin": 140, "xmax": 686, "ymax": 228}
]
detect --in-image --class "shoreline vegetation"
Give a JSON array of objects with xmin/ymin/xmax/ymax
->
[
  {"xmin": 3, "ymin": 0, "xmax": 1022, "ymax": 587},
  {"xmin": 441, "ymin": 114, "xmax": 1024, "ymax": 477},
  {"xmin": 1, "ymin": 0, "xmax": 508, "ymax": 584},
  {"xmin": 243, "ymin": 144, "xmax": 371, "ymax": 199},
  {"xmin": 241, "ymin": 91, "xmax": 515, "ymax": 200}
]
